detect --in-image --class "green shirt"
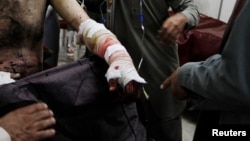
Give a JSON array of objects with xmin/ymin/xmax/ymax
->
[{"xmin": 111, "ymin": 0, "xmax": 199, "ymax": 119}]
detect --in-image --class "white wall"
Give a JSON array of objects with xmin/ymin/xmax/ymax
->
[
  {"xmin": 220, "ymin": 0, "xmax": 237, "ymax": 22},
  {"xmin": 193, "ymin": 0, "xmax": 237, "ymax": 23}
]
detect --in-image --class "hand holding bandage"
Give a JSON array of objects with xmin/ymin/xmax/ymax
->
[{"xmin": 78, "ymin": 19, "xmax": 146, "ymax": 101}]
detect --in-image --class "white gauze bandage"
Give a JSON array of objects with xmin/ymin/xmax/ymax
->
[
  {"xmin": 78, "ymin": 19, "xmax": 114, "ymax": 55},
  {"xmin": 103, "ymin": 44, "xmax": 126, "ymax": 80},
  {"xmin": 104, "ymin": 44, "xmax": 146, "ymax": 86},
  {"xmin": 78, "ymin": 19, "xmax": 106, "ymax": 40},
  {"xmin": 78, "ymin": 19, "xmax": 146, "ymax": 86},
  {"xmin": 104, "ymin": 44, "xmax": 126, "ymax": 62}
]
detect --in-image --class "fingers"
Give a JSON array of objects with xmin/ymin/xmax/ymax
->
[
  {"xmin": 26, "ymin": 104, "xmax": 56, "ymax": 140},
  {"xmin": 109, "ymin": 79, "xmax": 118, "ymax": 91},
  {"xmin": 32, "ymin": 117, "xmax": 56, "ymax": 131},
  {"xmin": 16, "ymin": 103, "xmax": 56, "ymax": 127},
  {"xmin": 158, "ymin": 16, "xmax": 185, "ymax": 46},
  {"xmin": 124, "ymin": 81, "xmax": 135, "ymax": 95},
  {"xmin": 0, "ymin": 102, "xmax": 56, "ymax": 141},
  {"xmin": 109, "ymin": 80, "xmax": 143, "ymax": 103},
  {"xmin": 160, "ymin": 68, "xmax": 179, "ymax": 90},
  {"xmin": 31, "ymin": 109, "xmax": 54, "ymax": 122},
  {"xmin": 123, "ymin": 81, "xmax": 143, "ymax": 102},
  {"xmin": 19, "ymin": 103, "xmax": 49, "ymax": 114},
  {"xmin": 124, "ymin": 81, "xmax": 143, "ymax": 99},
  {"xmin": 158, "ymin": 26, "xmax": 180, "ymax": 44},
  {"xmin": 18, "ymin": 103, "xmax": 56, "ymax": 128},
  {"xmin": 160, "ymin": 77, "xmax": 171, "ymax": 90},
  {"xmin": 10, "ymin": 73, "xmax": 21, "ymax": 79}
]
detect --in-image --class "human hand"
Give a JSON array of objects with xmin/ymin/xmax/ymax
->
[
  {"xmin": 105, "ymin": 49, "xmax": 146, "ymax": 102},
  {"xmin": 158, "ymin": 13, "xmax": 188, "ymax": 45},
  {"xmin": 0, "ymin": 103, "xmax": 56, "ymax": 141},
  {"xmin": 109, "ymin": 79, "xmax": 144, "ymax": 103},
  {"xmin": 160, "ymin": 68, "xmax": 188, "ymax": 100},
  {"xmin": 78, "ymin": 19, "xmax": 146, "ymax": 102}
]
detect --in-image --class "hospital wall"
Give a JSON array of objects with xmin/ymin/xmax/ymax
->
[{"xmin": 194, "ymin": 0, "xmax": 237, "ymax": 23}]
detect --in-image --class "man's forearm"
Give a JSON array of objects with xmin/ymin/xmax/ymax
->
[{"xmin": 51, "ymin": 0, "xmax": 146, "ymax": 88}]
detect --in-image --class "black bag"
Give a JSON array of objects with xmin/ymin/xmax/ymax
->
[{"xmin": 0, "ymin": 56, "xmax": 146, "ymax": 141}]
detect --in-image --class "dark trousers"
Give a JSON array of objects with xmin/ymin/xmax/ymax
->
[{"xmin": 137, "ymin": 98, "xmax": 182, "ymax": 141}]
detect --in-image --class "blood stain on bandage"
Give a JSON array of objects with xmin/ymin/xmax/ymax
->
[{"xmin": 114, "ymin": 66, "xmax": 119, "ymax": 70}]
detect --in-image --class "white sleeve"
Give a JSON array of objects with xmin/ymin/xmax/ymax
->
[{"xmin": 0, "ymin": 127, "xmax": 11, "ymax": 141}]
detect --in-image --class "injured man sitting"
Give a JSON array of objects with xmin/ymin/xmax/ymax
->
[{"xmin": 0, "ymin": 0, "xmax": 146, "ymax": 140}]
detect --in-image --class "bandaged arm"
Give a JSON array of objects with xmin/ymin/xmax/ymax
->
[
  {"xmin": 78, "ymin": 19, "xmax": 146, "ymax": 86},
  {"xmin": 51, "ymin": 0, "xmax": 145, "ymax": 86}
]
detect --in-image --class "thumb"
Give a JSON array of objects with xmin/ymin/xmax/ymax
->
[
  {"xmin": 109, "ymin": 79, "xmax": 118, "ymax": 92},
  {"xmin": 160, "ymin": 77, "xmax": 171, "ymax": 90}
]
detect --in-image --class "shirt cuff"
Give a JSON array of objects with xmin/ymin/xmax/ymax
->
[
  {"xmin": 0, "ymin": 127, "xmax": 11, "ymax": 141},
  {"xmin": 180, "ymin": 11, "xmax": 198, "ymax": 29}
]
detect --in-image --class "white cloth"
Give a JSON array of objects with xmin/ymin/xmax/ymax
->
[
  {"xmin": 0, "ymin": 127, "xmax": 11, "ymax": 141},
  {"xmin": 0, "ymin": 72, "xmax": 15, "ymax": 85},
  {"xmin": 104, "ymin": 44, "xmax": 126, "ymax": 62},
  {"xmin": 78, "ymin": 20, "xmax": 146, "ymax": 86}
]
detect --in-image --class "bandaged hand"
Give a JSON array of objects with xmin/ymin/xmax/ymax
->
[
  {"xmin": 104, "ymin": 45, "xmax": 146, "ymax": 102},
  {"xmin": 78, "ymin": 19, "xmax": 146, "ymax": 100},
  {"xmin": 105, "ymin": 45, "xmax": 145, "ymax": 102},
  {"xmin": 104, "ymin": 44, "xmax": 146, "ymax": 87}
]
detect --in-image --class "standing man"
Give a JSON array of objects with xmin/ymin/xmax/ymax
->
[
  {"xmin": 161, "ymin": 0, "xmax": 250, "ymax": 140},
  {"xmin": 108, "ymin": 0, "xmax": 199, "ymax": 140}
]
